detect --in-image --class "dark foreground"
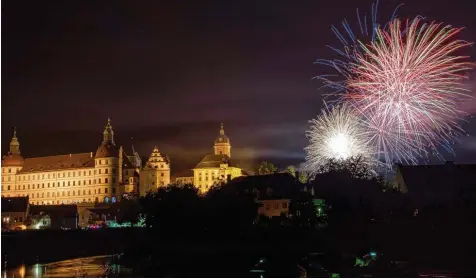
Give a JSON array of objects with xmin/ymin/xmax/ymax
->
[{"xmin": 2, "ymin": 222, "xmax": 476, "ymax": 277}]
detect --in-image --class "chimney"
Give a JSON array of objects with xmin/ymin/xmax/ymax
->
[{"xmin": 90, "ymin": 152, "xmax": 93, "ymax": 158}]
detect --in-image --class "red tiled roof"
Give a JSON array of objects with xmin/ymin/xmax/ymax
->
[{"xmin": 17, "ymin": 153, "xmax": 94, "ymax": 174}]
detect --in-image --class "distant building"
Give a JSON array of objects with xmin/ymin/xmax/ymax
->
[
  {"xmin": 226, "ymin": 173, "xmax": 300, "ymax": 218},
  {"xmin": 192, "ymin": 123, "xmax": 244, "ymax": 193},
  {"xmin": 1, "ymin": 196, "xmax": 30, "ymax": 230},
  {"xmin": 395, "ymin": 162, "xmax": 476, "ymax": 207},
  {"xmin": 175, "ymin": 170, "xmax": 194, "ymax": 185},
  {"xmin": 1, "ymin": 119, "xmax": 140, "ymax": 204},
  {"xmin": 139, "ymin": 146, "xmax": 171, "ymax": 196},
  {"xmin": 30, "ymin": 204, "xmax": 79, "ymax": 230}
]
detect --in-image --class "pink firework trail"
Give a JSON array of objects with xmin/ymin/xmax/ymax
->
[{"xmin": 346, "ymin": 18, "xmax": 474, "ymax": 167}]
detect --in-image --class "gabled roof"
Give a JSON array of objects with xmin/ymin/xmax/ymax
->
[
  {"xmin": 194, "ymin": 154, "xmax": 239, "ymax": 169},
  {"xmin": 397, "ymin": 163, "xmax": 476, "ymax": 204},
  {"xmin": 17, "ymin": 153, "xmax": 94, "ymax": 174},
  {"xmin": 1, "ymin": 197, "xmax": 29, "ymax": 213},
  {"xmin": 30, "ymin": 204, "xmax": 78, "ymax": 218}
]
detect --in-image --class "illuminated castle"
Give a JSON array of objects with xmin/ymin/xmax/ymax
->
[{"xmin": 1, "ymin": 119, "xmax": 170, "ymax": 204}]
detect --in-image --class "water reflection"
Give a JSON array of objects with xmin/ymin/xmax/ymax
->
[{"xmin": 4, "ymin": 255, "xmax": 130, "ymax": 278}]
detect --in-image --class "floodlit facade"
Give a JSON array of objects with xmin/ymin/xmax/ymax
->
[
  {"xmin": 192, "ymin": 123, "xmax": 244, "ymax": 193},
  {"xmin": 139, "ymin": 146, "xmax": 171, "ymax": 196},
  {"xmin": 1, "ymin": 119, "xmax": 140, "ymax": 204}
]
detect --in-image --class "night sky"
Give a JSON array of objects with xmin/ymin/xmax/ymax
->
[{"xmin": 2, "ymin": 0, "xmax": 476, "ymax": 175}]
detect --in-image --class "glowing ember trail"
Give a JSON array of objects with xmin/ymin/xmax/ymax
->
[{"xmin": 346, "ymin": 18, "xmax": 474, "ymax": 167}]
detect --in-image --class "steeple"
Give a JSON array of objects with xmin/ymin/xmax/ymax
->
[
  {"xmin": 103, "ymin": 117, "xmax": 115, "ymax": 145},
  {"xmin": 9, "ymin": 127, "xmax": 20, "ymax": 154},
  {"xmin": 220, "ymin": 123, "xmax": 225, "ymax": 136},
  {"xmin": 214, "ymin": 123, "xmax": 231, "ymax": 157}
]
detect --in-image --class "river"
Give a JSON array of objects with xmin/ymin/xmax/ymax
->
[{"xmin": 2, "ymin": 255, "xmax": 131, "ymax": 278}]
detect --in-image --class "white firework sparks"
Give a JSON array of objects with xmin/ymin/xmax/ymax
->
[{"xmin": 304, "ymin": 103, "xmax": 375, "ymax": 173}]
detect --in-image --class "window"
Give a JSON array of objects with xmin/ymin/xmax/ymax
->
[
  {"xmin": 68, "ymin": 181, "xmax": 70, "ymax": 186},
  {"xmin": 98, "ymin": 178, "xmax": 101, "ymax": 184},
  {"xmin": 94, "ymin": 179, "xmax": 96, "ymax": 184},
  {"xmin": 89, "ymin": 180, "xmax": 91, "ymax": 185},
  {"xmin": 99, "ymin": 169, "xmax": 102, "ymax": 174},
  {"xmin": 98, "ymin": 188, "xmax": 101, "ymax": 194},
  {"xmin": 42, "ymin": 193, "xmax": 44, "ymax": 198},
  {"xmin": 48, "ymin": 174, "xmax": 50, "ymax": 179},
  {"xmin": 78, "ymin": 171, "xmax": 80, "ymax": 177},
  {"xmin": 48, "ymin": 183, "xmax": 50, "ymax": 188},
  {"xmin": 83, "ymin": 171, "xmax": 86, "ymax": 176},
  {"xmin": 42, "ymin": 183, "xmax": 45, "ymax": 188},
  {"xmin": 112, "ymin": 168, "xmax": 116, "ymax": 174},
  {"xmin": 23, "ymin": 185, "xmax": 25, "ymax": 190},
  {"xmin": 83, "ymin": 190, "xmax": 86, "ymax": 195},
  {"xmin": 8, "ymin": 168, "xmax": 11, "ymax": 173},
  {"xmin": 88, "ymin": 190, "xmax": 91, "ymax": 195},
  {"xmin": 89, "ymin": 171, "xmax": 92, "ymax": 175},
  {"xmin": 105, "ymin": 168, "xmax": 109, "ymax": 174},
  {"xmin": 73, "ymin": 190, "xmax": 75, "ymax": 196},
  {"xmin": 106, "ymin": 160, "xmax": 109, "ymax": 165},
  {"xmin": 63, "ymin": 182, "xmax": 65, "ymax": 187},
  {"xmin": 19, "ymin": 217, "xmax": 23, "ymax": 222},
  {"xmin": 42, "ymin": 174, "xmax": 45, "ymax": 179},
  {"xmin": 112, "ymin": 177, "xmax": 116, "ymax": 183},
  {"xmin": 105, "ymin": 188, "xmax": 108, "ymax": 194},
  {"xmin": 28, "ymin": 185, "xmax": 30, "ymax": 189},
  {"xmin": 161, "ymin": 173, "xmax": 164, "ymax": 177},
  {"xmin": 112, "ymin": 188, "xmax": 116, "ymax": 194},
  {"xmin": 100, "ymin": 160, "xmax": 103, "ymax": 165},
  {"xmin": 78, "ymin": 181, "xmax": 81, "ymax": 186},
  {"xmin": 63, "ymin": 173, "xmax": 65, "ymax": 178},
  {"xmin": 73, "ymin": 181, "xmax": 75, "ymax": 186},
  {"xmin": 7, "ymin": 186, "xmax": 10, "ymax": 190},
  {"xmin": 68, "ymin": 191, "xmax": 70, "ymax": 196},
  {"xmin": 47, "ymin": 192, "xmax": 50, "ymax": 198},
  {"xmin": 84, "ymin": 180, "xmax": 86, "ymax": 185},
  {"xmin": 94, "ymin": 170, "xmax": 97, "ymax": 175},
  {"xmin": 68, "ymin": 172, "xmax": 70, "ymax": 177},
  {"xmin": 274, "ymin": 203, "xmax": 279, "ymax": 209},
  {"xmin": 265, "ymin": 203, "xmax": 270, "ymax": 210},
  {"xmin": 105, "ymin": 178, "xmax": 108, "ymax": 183},
  {"xmin": 283, "ymin": 202, "xmax": 288, "ymax": 209}
]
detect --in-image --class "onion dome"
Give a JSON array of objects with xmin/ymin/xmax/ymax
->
[
  {"xmin": 95, "ymin": 118, "xmax": 119, "ymax": 158},
  {"xmin": 2, "ymin": 127, "xmax": 24, "ymax": 167},
  {"xmin": 214, "ymin": 123, "xmax": 230, "ymax": 144}
]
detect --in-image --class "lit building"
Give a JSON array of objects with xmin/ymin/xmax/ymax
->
[
  {"xmin": 139, "ymin": 146, "xmax": 171, "ymax": 196},
  {"xmin": 192, "ymin": 123, "xmax": 244, "ymax": 193},
  {"xmin": 1, "ymin": 119, "xmax": 140, "ymax": 204}
]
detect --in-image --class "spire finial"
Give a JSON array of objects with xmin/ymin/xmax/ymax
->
[
  {"xmin": 107, "ymin": 117, "xmax": 111, "ymax": 126},
  {"xmin": 220, "ymin": 123, "xmax": 224, "ymax": 135},
  {"xmin": 13, "ymin": 127, "xmax": 17, "ymax": 138}
]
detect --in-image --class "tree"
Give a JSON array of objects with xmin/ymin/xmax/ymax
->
[
  {"xmin": 289, "ymin": 191, "xmax": 319, "ymax": 227},
  {"xmin": 116, "ymin": 197, "xmax": 142, "ymax": 227},
  {"xmin": 285, "ymin": 165, "xmax": 296, "ymax": 177},
  {"xmin": 257, "ymin": 161, "xmax": 277, "ymax": 175}
]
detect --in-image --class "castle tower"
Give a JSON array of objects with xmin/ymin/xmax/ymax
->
[
  {"xmin": 214, "ymin": 123, "xmax": 231, "ymax": 157},
  {"xmin": 139, "ymin": 146, "xmax": 170, "ymax": 196},
  {"xmin": 1, "ymin": 127, "xmax": 24, "ymax": 197},
  {"xmin": 95, "ymin": 118, "xmax": 120, "ymax": 203}
]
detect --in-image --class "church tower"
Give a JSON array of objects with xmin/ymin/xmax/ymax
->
[
  {"xmin": 1, "ymin": 127, "xmax": 24, "ymax": 197},
  {"xmin": 214, "ymin": 123, "xmax": 231, "ymax": 157},
  {"xmin": 139, "ymin": 146, "xmax": 170, "ymax": 196}
]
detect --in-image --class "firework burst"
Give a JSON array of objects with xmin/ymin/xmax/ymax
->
[
  {"xmin": 304, "ymin": 103, "xmax": 375, "ymax": 173},
  {"xmin": 346, "ymin": 18, "xmax": 474, "ymax": 167}
]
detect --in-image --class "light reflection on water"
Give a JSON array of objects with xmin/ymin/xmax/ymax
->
[{"xmin": 4, "ymin": 255, "xmax": 130, "ymax": 278}]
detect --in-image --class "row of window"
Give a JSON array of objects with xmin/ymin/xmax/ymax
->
[
  {"xmin": 15, "ymin": 168, "xmax": 117, "ymax": 182},
  {"xmin": 264, "ymin": 201, "xmax": 288, "ymax": 210},
  {"xmin": 18, "ymin": 187, "xmax": 116, "ymax": 199},
  {"xmin": 2, "ymin": 177, "xmax": 117, "ymax": 191}
]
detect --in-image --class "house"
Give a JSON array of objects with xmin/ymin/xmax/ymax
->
[
  {"xmin": 1, "ymin": 196, "xmax": 30, "ymax": 230},
  {"xmin": 30, "ymin": 204, "xmax": 79, "ymax": 230},
  {"xmin": 226, "ymin": 173, "xmax": 301, "ymax": 218},
  {"xmin": 395, "ymin": 162, "xmax": 476, "ymax": 207}
]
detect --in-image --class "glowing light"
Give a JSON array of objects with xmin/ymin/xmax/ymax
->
[
  {"xmin": 305, "ymin": 104, "xmax": 375, "ymax": 173},
  {"xmin": 346, "ymin": 18, "xmax": 473, "ymax": 167}
]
